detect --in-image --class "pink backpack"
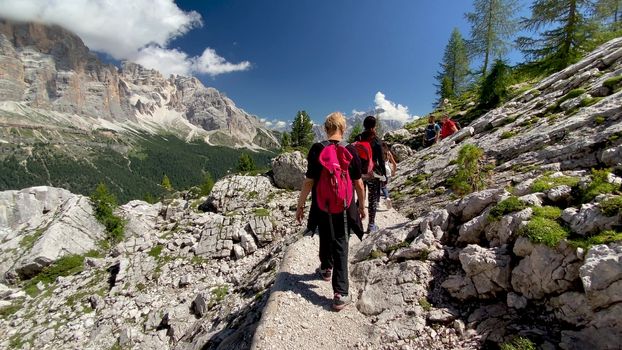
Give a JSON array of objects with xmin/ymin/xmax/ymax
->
[{"xmin": 316, "ymin": 142, "xmax": 353, "ymax": 214}]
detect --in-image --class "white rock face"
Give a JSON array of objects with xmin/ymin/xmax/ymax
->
[
  {"xmin": 579, "ymin": 243, "xmax": 622, "ymax": 310},
  {"xmin": 271, "ymin": 151, "xmax": 307, "ymax": 190},
  {"xmin": 458, "ymin": 245, "xmax": 511, "ymax": 298},
  {"xmin": 561, "ymin": 203, "xmax": 620, "ymax": 236},
  {"xmin": 0, "ymin": 187, "xmax": 105, "ymax": 279},
  {"xmin": 390, "ymin": 143, "xmax": 415, "ymax": 162}
]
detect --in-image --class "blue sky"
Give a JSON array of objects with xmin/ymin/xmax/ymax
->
[
  {"xmin": 0, "ymin": 0, "xmax": 531, "ymax": 124},
  {"xmin": 171, "ymin": 0, "xmax": 531, "ymax": 123}
]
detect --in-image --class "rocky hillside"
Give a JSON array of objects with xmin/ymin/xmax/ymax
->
[
  {"xmin": 0, "ymin": 172, "xmax": 303, "ymax": 349},
  {"xmin": 0, "ymin": 19, "xmax": 279, "ymax": 149}
]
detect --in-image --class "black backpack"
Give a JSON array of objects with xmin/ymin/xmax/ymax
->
[{"xmin": 425, "ymin": 124, "xmax": 437, "ymax": 141}]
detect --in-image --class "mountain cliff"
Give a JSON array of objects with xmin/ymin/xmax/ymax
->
[{"xmin": 0, "ymin": 19, "xmax": 279, "ymax": 149}]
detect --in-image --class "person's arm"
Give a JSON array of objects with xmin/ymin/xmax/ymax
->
[
  {"xmin": 451, "ymin": 123, "xmax": 459, "ymax": 134},
  {"xmin": 389, "ymin": 153, "xmax": 397, "ymax": 174},
  {"xmin": 296, "ymin": 178, "xmax": 314, "ymax": 223},
  {"xmin": 373, "ymin": 140, "xmax": 386, "ymax": 176},
  {"xmin": 354, "ymin": 179, "xmax": 366, "ymax": 219}
]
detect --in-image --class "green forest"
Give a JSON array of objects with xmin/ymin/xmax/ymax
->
[{"xmin": 0, "ymin": 133, "xmax": 275, "ymax": 203}]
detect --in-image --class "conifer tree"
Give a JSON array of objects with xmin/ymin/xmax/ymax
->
[
  {"xmin": 517, "ymin": 0, "xmax": 592, "ymax": 72},
  {"xmin": 280, "ymin": 132, "xmax": 291, "ymax": 151},
  {"xmin": 161, "ymin": 175, "xmax": 173, "ymax": 191},
  {"xmin": 237, "ymin": 153, "xmax": 256, "ymax": 172},
  {"xmin": 348, "ymin": 123, "xmax": 363, "ymax": 143},
  {"xmin": 435, "ymin": 28, "xmax": 470, "ymax": 102},
  {"xmin": 465, "ymin": 0, "xmax": 520, "ymax": 76},
  {"xmin": 290, "ymin": 111, "xmax": 314, "ymax": 150}
]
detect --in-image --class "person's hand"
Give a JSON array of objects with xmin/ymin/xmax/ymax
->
[
  {"xmin": 358, "ymin": 205, "xmax": 366, "ymax": 219},
  {"xmin": 296, "ymin": 205, "xmax": 305, "ymax": 224}
]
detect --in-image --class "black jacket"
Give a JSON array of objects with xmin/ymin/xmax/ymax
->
[{"xmin": 354, "ymin": 131, "xmax": 386, "ymax": 177}]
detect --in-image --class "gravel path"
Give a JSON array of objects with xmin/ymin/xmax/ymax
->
[{"xmin": 252, "ymin": 202, "xmax": 409, "ymax": 350}]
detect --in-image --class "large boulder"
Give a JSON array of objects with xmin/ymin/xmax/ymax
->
[
  {"xmin": 446, "ymin": 188, "xmax": 508, "ymax": 222},
  {"xmin": 0, "ymin": 187, "xmax": 106, "ymax": 280},
  {"xmin": 579, "ymin": 243, "xmax": 622, "ymax": 310},
  {"xmin": 204, "ymin": 175, "xmax": 276, "ymax": 213},
  {"xmin": 511, "ymin": 241, "xmax": 582, "ymax": 299},
  {"xmin": 390, "ymin": 143, "xmax": 415, "ymax": 163},
  {"xmin": 561, "ymin": 203, "xmax": 620, "ymax": 236},
  {"xmin": 452, "ymin": 245, "xmax": 512, "ymax": 299},
  {"xmin": 271, "ymin": 151, "xmax": 307, "ymax": 190}
]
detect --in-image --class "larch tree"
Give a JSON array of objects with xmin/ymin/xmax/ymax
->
[
  {"xmin": 517, "ymin": 0, "xmax": 592, "ymax": 72},
  {"xmin": 435, "ymin": 28, "xmax": 470, "ymax": 103},
  {"xmin": 465, "ymin": 0, "xmax": 520, "ymax": 77},
  {"xmin": 290, "ymin": 110, "xmax": 314, "ymax": 150}
]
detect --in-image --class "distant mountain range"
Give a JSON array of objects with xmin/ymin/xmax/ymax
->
[
  {"xmin": 0, "ymin": 19, "xmax": 279, "ymax": 150},
  {"xmin": 311, "ymin": 109, "xmax": 405, "ymax": 141}
]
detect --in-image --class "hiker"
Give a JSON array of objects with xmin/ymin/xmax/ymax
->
[
  {"xmin": 423, "ymin": 115, "xmax": 441, "ymax": 147},
  {"xmin": 440, "ymin": 115, "xmax": 460, "ymax": 139},
  {"xmin": 296, "ymin": 112, "xmax": 366, "ymax": 311},
  {"xmin": 353, "ymin": 116, "xmax": 386, "ymax": 233},
  {"xmin": 381, "ymin": 142, "xmax": 397, "ymax": 209}
]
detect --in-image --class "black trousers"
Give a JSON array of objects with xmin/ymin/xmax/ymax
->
[
  {"xmin": 366, "ymin": 179, "xmax": 381, "ymax": 226},
  {"xmin": 318, "ymin": 211, "xmax": 349, "ymax": 296}
]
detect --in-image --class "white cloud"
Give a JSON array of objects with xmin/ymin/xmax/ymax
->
[
  {"xmin": 276, "ymin": 121, "xmax": 287, "ymax": 128},
  {"xmin": 374, "ymin": 91, "xmax": 414, "ymax": 123},
  {"xmin": 0, "ymin": 0, "xmax": 250, "ymax": 76}
]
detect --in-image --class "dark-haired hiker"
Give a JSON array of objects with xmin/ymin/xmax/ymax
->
[
  {"xmin": 423, "ymin": 115, "xmax": 441, "ymax": 147},
  {"xmin": 297, "ymin": 112, "xmax": 366, "ymax": 311},
  {"xmin": 354, "ymin": 116, "xmax": 386, "ymax": 233}
]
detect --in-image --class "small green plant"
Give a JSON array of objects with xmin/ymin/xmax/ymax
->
[
  {"xmin": 532, "ymin": 206, "xmax": 562, "ymax": 220},
  {"xmin": 603, "ymin": 76, "xmax": 622, "ymax": 90},
  {"xmin": 569, "ymin": 230, "xmax": 622, "ymax": 249},
  {"xmin": 581, "ymin": 97, "xmax": 603, "ymax": 108},
  {"xmin": 558, "ymin": 88, "xmax": 586, "ymax": 104},
  {"xmin": 594, "ymin": 115, "xmax": 606, "ymax": 125},
  {"xmin": 19, "ymin": 228, "xmax": 44, "ymax": 249},
  {"xmin": 23, "ymin": 254, "xmax": 85, "ymax": 297},
  {"xmin": 531, "ymin": 175, "xmax": 580, "ymax": 193},
  {"xmin": 501, "ymin": 336, "xmax": 536, "ymax": 350},
  {"xmin": 419, "ymin": 297, "xmax": 432, "ymax": 311},
  {"xmin": 247, "ymin": 191, "xmax": 259, "ymax": 199},
  {"xmin": 447, "ymin": 144, "xmax": 486, "ymax": 196},
  {"xmin": 211, "ymin": 285, "xmax": 229, "ymax": 304},
  {"xmin": 500, "ymin": 130, "xmax": 517, "ymax": 139},
  {"xmin": 84, "ymin": 249, "xmax": 103, "ymax": 258},
  {"xmin": 404, "ymin": 173, "xmax": 431, "ymax": 186},
  {"xmin": 0, "ymin": 301, "xmax": 22, "ymax": 319},
  {"xmin": 520, "ymin": 216, "xmax": 568, "ymax": 247},
  {"xmin": 148, "ymin": 244, "xmax": 164, "ymax": 259},
  {"xmin": 369, "ymin": 250, "xmax": 384, "ymax": 260},
  {"xmin": 600, "ymin": 196, "xmax": 622, "ymax": 217},
  {"xmin": 579, "ymin": 169, "xmax": 618, "ymax": 203},
  {"xmin": 254, "ymin": 208, "xmax": 270, "ymax": 217},
  {"xmin": 386, "ymin": 241, "xmax": 409, "ymax": 252},
  {"xmin": 489, "ymin": 196, "xmax": 527, "ymax": 220}
]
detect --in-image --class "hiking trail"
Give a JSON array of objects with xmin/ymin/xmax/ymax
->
[{"xmin": 251, "ymin": 203, "xmax": 410, "ymax": 350}]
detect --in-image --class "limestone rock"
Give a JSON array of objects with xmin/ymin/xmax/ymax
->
[
  {"xmin": 446, "ymin": 189, "xmax": 507, "ymax": 222},
  {"xmin": 390, "ymin": 143, "xmax": 415, "ymax": 163},
  {"xmin": 562, "ymin": 204, "xmax": 620, "ymax": 236},
  {"xmin": 271, "ymin": 151, "xmax": 307, "ymax": 190},
  {"xmin": 458, "ymin": 245, "xmax": 511, "ymax": 298},
  {"xmin": 579, "ymin": 243, "xmax": 622, "ymax": 310},
  {"xmin": 511, "ymin": 243, "xmax": 582, "ymax": 299}
]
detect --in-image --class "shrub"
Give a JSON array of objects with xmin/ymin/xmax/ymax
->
[
  {"xmin": 500, "ymin": 131, "xmax": 518, "ymax": 139},
  {"xmin": 90, "ymin": 183, "xmax": 125, "ymax": 246},
  {"xmin": 532, "ymin": 206, "xmax": 562, "ymax": 220},
  {"xmin": 581, "ymin": 97, "xmax": 603, "ymax": 108},
  {"xmin": 211, "ymin": 285, "xmax": 229, "ymax": 304},
  {"xmin": 447, "ymin": 144, "xmax": 486, "ymax": 196},
  {"xmin": 600, "ymin": 196, "xmax": 622, "ymax": 217},
  {"xmin": 489, "ymin": 197, "xmax": 527, "ymax": 220},
  {"xmin": 199, "ymin": 172, "xmax": 215, "ymax": 196},
  {"xmin": 254, "ymin": 208, "xmax": 270, "ymax": 217},
  {"xmin": 520, "ymin": 217, "xmax": 568, "ymax": 247},
  {"xmin": 531, "ymin": 175, "xmax": 580, "ymax": 193},
  {"xmin": 501, "ymin": 337, "xmax": 536, "ymax": 350},
  {"xmin": 479, "ymin": 59, "xmax": 511, "ymax": 108},
  {"xmin": 0, "ymin": 301, "xmax": 22, "ymax": 319},
  {"xmin": 578, "ymin": 169, "xmax": 617, "ymax": 203}
]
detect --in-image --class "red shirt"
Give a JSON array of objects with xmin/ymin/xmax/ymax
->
[{"xmin": 440, "ymin": 120, "xmax": 458, "ymax": 139}]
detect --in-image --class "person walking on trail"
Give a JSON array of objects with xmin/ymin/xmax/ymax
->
[
  {"xmin": 423, "ymin": 115, "xmax": 441, "ymax": 147},
  {"xmin": 381, "ymin": 141, "xmax": 397, "ymax": 209},
  {"xmin": 440, "ymin": 115, "xmax": 460, "ymax": 139},
  {"xmin": 296, "ymin": 112, "xmax": 366, "ymax": 311},
  {"xmin": 354, "ymin": 115, "xmax": 386, "ymax": 233}
]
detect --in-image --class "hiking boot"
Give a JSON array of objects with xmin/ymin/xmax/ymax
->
[
  {"xmin": 332, "ymin": 293, "xmax": 351, "ymax": 311},
  {"xmin": 318, "ymin": 267, "xmax": 332, "ymax": 281},
  {"xmin": 367, "ymin": 224, "xmax": 379, "ymax": 233}
]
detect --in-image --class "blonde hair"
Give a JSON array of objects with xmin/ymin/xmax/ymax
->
[{"xmin": 324, "ymin": 112, "xmax": 346, "ymax": 136}]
